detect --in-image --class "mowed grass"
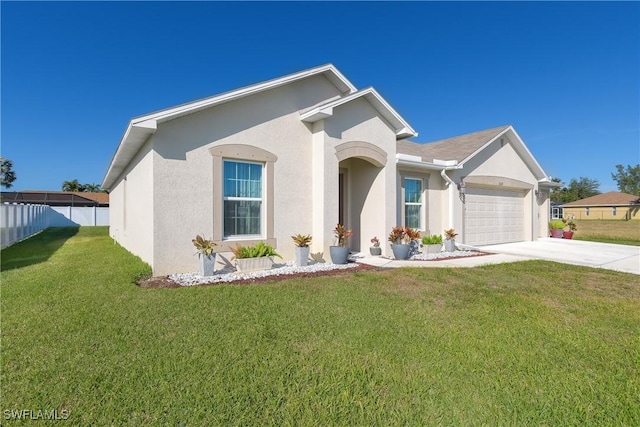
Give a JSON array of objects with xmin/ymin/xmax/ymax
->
[
  {"xmin": 2, "ymin": 227, "xmax": 639, "ymax": 425},
  {"xmin": 573, "ymin": 219, "xmax": 640, "ymax": 246}
]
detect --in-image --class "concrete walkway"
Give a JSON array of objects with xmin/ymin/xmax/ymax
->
[{"xmin": 357, "ymin": 238, "xmax": 640, "ymax": 275}]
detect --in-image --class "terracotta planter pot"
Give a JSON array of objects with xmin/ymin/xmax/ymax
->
[
  {"xmin": 563, "ymin": 231, "xmax": 574, "ymax": 239},
  {"xmin": 550, "ymin": 229, "xmax": 563, "ymax": 238}
]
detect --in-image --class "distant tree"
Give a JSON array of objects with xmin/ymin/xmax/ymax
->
[
  {"xmin": 62, "ymin": 179, "xmax": 83, "ymax": 192},
  {"xmin": 549, "ymin": 177, "xmax": 567, "ymax": 203},
  {"xmin": 82, "ymin": 183, "xmax": 104, "ymax": 192},
  {"xmin": 566, "ymin": 177, "xmax": 600, "ymax": 201},
  {"xmin": 550, "ymin": 176, "xmax": 600, "ymax": 203},
  {"xmin": 62, "ymin": 180, "xmax": 105, "ymax": 192},
  {"xmin": 0, "ymin": 157, "xmax": 17, "ymax": 188},
  {"xmin": 611, "ymin": 164, "xmax": 640, "ymax": 196}
]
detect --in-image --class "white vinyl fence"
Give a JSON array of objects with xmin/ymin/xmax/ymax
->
[
  {"xmin": 50, "ymin": 206, "xmax": 109, "ymax": 227},
  {"xmin": 1, "ymin": 203, "xmax": 110, "ymax": 249}
]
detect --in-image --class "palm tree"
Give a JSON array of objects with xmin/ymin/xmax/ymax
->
[{"xmin": 61, "ymin": 179, "xmax": 82, "ymax": 192}]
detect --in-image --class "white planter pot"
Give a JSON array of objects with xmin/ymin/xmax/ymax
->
[
  {"xmin": 295, "ymin": 246, "xmax": 310, "ymax": 266},
  {"xmin": 424, "ymin": 243, "xmax": 442, "ymax": 255},
  {"xmin": 444, "ymin": 239, "xmax": 456, "ymax": 252},
  {"xmin": 236, "ymin": 256, "xmax": 274, "ymax": 273},
  {"xmin": 198, "ymin": 253, "xmax": 216, "ymax": 276}
]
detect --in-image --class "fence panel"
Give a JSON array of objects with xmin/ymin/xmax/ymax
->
[
  {"xmin": 1, "ymin": 204, "xmax": 110, "ymax": 248},
  {"xmin": 1, "ymin": 203, "xmax": 51, "ymax": 249},
  {"xmin": 50, "ymin": 206, "xmax": 109, "ymax": 226}
]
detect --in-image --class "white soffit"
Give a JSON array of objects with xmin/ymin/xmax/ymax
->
[
  {"xmin": 102, "ymin": 64, "xmax": 357, "ymax": 189},
  {"xmin": 299, "ymin": 87, "xmax": 418, "ymax": 139}
]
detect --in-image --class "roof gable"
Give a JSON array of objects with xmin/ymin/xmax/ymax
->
[
  {"xmin": 562, "ymin": 191, "xmax": 640, "ymax": 207},
  {"xmin": 397, "ymin": 125, "xmax": 548, "ymax": 180},
  {"xmin": 102, "ymin": 64, "xmax": 357, "ymax": 190},
  {"xmin": 299, "ymin": 87, "xmax": 417, "ymax": 139}
]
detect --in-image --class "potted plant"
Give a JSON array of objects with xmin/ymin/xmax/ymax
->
[
  {"xmin": 388, "ymin": 226, "xmax": 420, "ymax": 260},
  {"xmin": 231, "ymin": 242, "xmax": 282, "ymax": 273},
  {"xmin": 562, "ymin": 218, "xmax": 577, "ymax": 239},
  {"xmin": 192, "ymin": 235, "xmax": 217, "ymax": 276},
  {"xmin": 330, "ymin": 223, "xmax": 352, "ymax": 264},
  {"xmin": 369, "ymin": 236, "xmax": 382, "ymax": 256},
  {"xmin": 421, "ymin": 234, "xmax": 443, "ymax": 255},
  {"xmin": 549, "ymin": 220, "xmax": 564, "ymax": 238},
  {"xmin": 443, "ymin": 228, "xmax": 458, "ymax": 252},
  {"xmin": 291, "ymin": 234, "xmax": 312, "ymax": 266}
]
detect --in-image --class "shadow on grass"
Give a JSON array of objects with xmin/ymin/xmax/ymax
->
[{"xmin": 1, "ymin": 227, "xmax": 79, "ymax": 271}]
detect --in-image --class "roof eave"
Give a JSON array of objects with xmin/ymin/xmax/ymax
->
[{"xmin": 103, "ymin": 64, "xmax": 357, "ymax": 190}]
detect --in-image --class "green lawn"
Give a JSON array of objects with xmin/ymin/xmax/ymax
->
[
  {"xmin": 573, "ymin": 219, "xmax": 640, "ymax": 246},
  {"xmin": 2, "ymin": 227, "xmax": 639, "ymax": 425}
]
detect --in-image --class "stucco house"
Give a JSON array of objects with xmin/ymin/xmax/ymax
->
[
  {"xmin": 562, "ymin": 191, "xmax": 640, "ymax": 220},
  {"xmin": 102, "ymin": 64, "xmax": 557, "ymax": 275}
]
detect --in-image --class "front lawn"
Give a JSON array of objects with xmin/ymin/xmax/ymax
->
[{"xmin": 2, "ymin": 227, "xmax": 639, "ymax": 425}]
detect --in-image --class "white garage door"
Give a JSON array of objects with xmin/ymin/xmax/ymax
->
[{"xmin": 464, "ymin": 187, "xmax": 525, "ymax": 246}]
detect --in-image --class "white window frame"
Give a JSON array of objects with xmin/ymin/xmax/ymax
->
[
  {"xmin": 222, "ymin": 159, "xmax": 264, "ymax": 240},
  {"xmin": 612, "ymin": 207, "xmax": 617, "ymax": 216},
  {"xmin": 404, "ymin": 177, "xmax": 424, "ymax": 230}
]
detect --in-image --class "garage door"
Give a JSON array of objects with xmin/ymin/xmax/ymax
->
[{"xmin": 464, "ymin": 187, "xmax": 525, "ymax": 246}]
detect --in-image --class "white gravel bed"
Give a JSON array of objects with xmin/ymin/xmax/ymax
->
[
  {"xmin": 170, "ymin": 261, "xmax": 358, "ymax": 286},
  {"xmin": 410, "ymin": 250, "xmax": 482, "ymax": 261}
]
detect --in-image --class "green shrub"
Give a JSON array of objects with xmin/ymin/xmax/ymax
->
[
  {"xmin": 549, "ymin": 220, "xmax": 565, "ymax": 230},
  {"xmin": 421, "ymin": 235, "xmax": 443, "ymax": 245},
  {"xmin": 231, "ymin": 242, "xmax": 282, "ymax": 259}
]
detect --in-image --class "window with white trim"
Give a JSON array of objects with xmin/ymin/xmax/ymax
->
[
  {"xmin": 223, "ymin": 160, "xmax": 263, "ymax": 238},
  {"xmin": 612, "ymin": 207, "xmax": 617, "ymax": 216},
  {"xmin": 586, "ymin": 207, "xmax": 590, "ymax": 216},
  {"xmin": 405, "ymin": 178, "xmax": 423, "ymax": 229}
]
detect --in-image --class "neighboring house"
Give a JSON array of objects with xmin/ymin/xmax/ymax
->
[
  {"xmin": 561, "ymin": 191, "xmax": 640, "ymax": 220},
  {"xmin": 1, "ymin": 191, "xmax": 109, "ymax": 207},
  {"xmin": 102, "ymin": 64, "xmax": 557, "ymax": 275}
]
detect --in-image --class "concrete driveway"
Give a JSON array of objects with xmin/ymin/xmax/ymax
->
[
  {"xmin": 479, "ymin": 238, "xmax": 640, "ymax": 275},
  {"xmin": 358, "ymin": 238, "xmax": 639, "ymax": 275}
]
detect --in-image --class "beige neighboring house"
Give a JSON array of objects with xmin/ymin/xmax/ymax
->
[
  {"xmin": 562, "ymin": 191, "xmax": 640, "ymax": 220},
  {"xmin": 102, "ymin": 64, "xmax": 557, "ymax": 275}
]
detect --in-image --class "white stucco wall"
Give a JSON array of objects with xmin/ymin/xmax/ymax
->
[
  {"xmin": 109, "ymin": 140, "xmax": 155, "ymax": 267},
  {"xmin": 148, "ymin": 74, "xmax": 343, "ymax": 275}
]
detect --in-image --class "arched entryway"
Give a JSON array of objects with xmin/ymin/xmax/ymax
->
[{"xmin": 335, "ymin": 141, "xmax": 388, "ymax": 252}]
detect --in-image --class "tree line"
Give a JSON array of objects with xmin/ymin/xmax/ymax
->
[{"xmin": 551, "ymin": 164, "xmax": 640, "ymax": 203}]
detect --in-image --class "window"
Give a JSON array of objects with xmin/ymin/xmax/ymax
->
[
  {"xmin": 223, "ymin": 160, "xmax": 263, "ymax": 237},
  {"xmin": 586, "ymin": 207, "xmax": 590, "ymax": 216},
  {"xmin": 405, "ymin": 178, "xmax": 422, "ymax": 229},
  {"xmin": 613, "ymin": 207, "xmax": 617, "ymax": 216}
]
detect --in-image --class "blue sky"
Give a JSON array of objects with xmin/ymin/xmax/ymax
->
[{"xmin": 2, "ymin": 1, "xmax": 638, "ymax": 193}]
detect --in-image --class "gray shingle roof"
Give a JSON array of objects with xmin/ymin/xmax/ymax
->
[{"xmin": 397, "ymin": 125, "xmax": 511, "ymax": 163}]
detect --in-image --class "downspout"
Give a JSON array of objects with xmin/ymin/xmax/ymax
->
[{"xmin": 440, "ymin": 168, "xmax": 457, "ymax": 228}]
